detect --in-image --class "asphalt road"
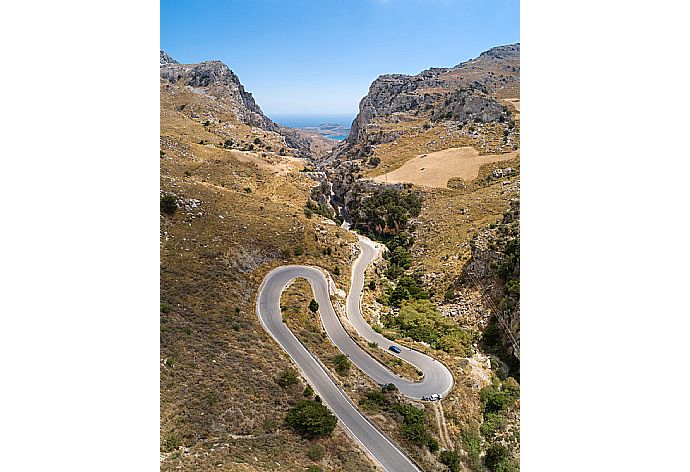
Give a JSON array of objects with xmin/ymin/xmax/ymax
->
[{"xmin": 256, "ymin": 236, "xmax": 453, "ymax": 472}]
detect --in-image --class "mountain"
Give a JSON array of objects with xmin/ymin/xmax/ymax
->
[
  {"xmin": 160, "ymin": 44, "xmax": 520, "ymax": 472},
  {"xmin": 159, "ymin": 51, "xmax": 374, "ymax": 471},
  {"xmin": 336, "ymin": 43, "xmax": 519, "ymax": 162},
  {"xmin": 160, "ymin": 51, "xmax": 315, "ymax": 158}
]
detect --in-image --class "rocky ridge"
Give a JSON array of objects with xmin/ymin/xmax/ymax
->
[{"xmin": 160, "ymin": 50, "xmax": 313, "ymax": 158}]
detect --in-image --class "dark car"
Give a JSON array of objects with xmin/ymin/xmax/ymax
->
[{"xmin": 389, "ymin": 345, "xmax": 402, "ymax": 354}]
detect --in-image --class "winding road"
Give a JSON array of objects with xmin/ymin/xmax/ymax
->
[{"xmin": 256, "ymin": 235, "xmax": 453, "ymax": 472}]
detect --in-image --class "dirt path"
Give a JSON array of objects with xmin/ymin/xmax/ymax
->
[
  {"xmin": 432, "ymin": 402, "xmax": 452, "ymax": 449},
  {"xmin": 372, "ymin": 147, "xmax": 519, "ymax": 189}
]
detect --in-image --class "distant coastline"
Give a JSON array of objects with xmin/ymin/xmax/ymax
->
[{"xmin": 271, "ymin": 114, "xmax": 353, "ymax": 141}]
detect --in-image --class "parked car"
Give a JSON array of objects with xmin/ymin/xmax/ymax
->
[
  {"xmin": 388, "ymin": 345, "xmax": 402, "ymax": 354},
  {"xmin": 422, "ymin": 393, "xmax": 442, "ymax": 401}
]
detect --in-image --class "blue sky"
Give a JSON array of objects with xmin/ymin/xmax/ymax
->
[{"xmin": 161, "ymin": 0, "xmax": 519, "ymax": 117}]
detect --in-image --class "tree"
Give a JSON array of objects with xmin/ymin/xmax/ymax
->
[
  {"xmin": 160, "ymin": 194, "xmax": 177, "ymax": 215},
  {"xmin": 285, "ymin": 399, "xmax": 337, "ymax": 439},
  {"xmin": 309, "ymin": 299, "xmax": 319, "ymax": 313}
]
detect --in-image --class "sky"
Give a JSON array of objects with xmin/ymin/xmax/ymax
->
[{"xmin": 161, "ymin": 0, "xmax": 519, "ymax": 117}]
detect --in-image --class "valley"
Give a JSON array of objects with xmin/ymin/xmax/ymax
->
[{"xmin": 160, "ymin": 43, "xmax": 520, "ymax": 472}]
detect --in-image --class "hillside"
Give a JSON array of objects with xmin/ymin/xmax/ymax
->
[
  {"xmin": 161, "ymin": 44, "xmax": 520, "ymax": 472},
  {"xmin": 159, "ymin": 51, "xmax": 372, "ymax": 471},
  {"xmin": 311, "ymin": 43, "xmax": 521, "ymax": 471}
]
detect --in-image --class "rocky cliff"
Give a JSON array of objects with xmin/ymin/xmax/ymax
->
[
  {"xmin": 330, "ymin": 43, "xmax": 519, "ymax": 165},
  {"xmin": 160, "ymin": 51, "xmax": 313, "ymax": 157}
]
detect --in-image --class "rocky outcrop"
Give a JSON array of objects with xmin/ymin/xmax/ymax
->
[
  {"xmin": 333, "ymin": 43, "xmax": 520, "ymax": 164},
  {"xmin": 465, "ymin": 199, "xmax": 520, "ymax": 361},
  {"xmin": 160, "ymin": 59, "xmax": 277, "ymax": 130},
  {"xmin": 159, "ymin": 52, "xmax": 315, "ymax": 158},
  {"xmin": 160, "ymin": 50, "xmax": 178, "ymax": 65}
]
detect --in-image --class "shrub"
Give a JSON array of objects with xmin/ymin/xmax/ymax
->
[
  {"xmin": 224, "ymin": 138, "xmax": 234, "ymax": 148},
  {"xmin": 161, "ymin": 432, "xmax": 182, "ymax": 452},
  {"xmin": 359, "ymin": 389, "xmax": 388, "ymax": 410},
  {"xmin": 160, "ymin": 194, "xmax": 177, "ymax": 215},
  {"xmin": 294, "ymin": 245, "xmax": 304, "ymax": 256},
  {"xmin": 285, "ymin": 399, "xmax": 337, "ymax": 439},
  {"xmin": 385, "ymin": 299, "xmax": 473, "ymax": 354},
  {"xmin": 243, "ymin": 187, "xmax": 252, "ymax": 193},
  {"xmin": 160, "ymin": 303, "xmax": 171, "ymax": 314},
  {"xmin": 460, "ymin": 428, "xmax": 482, "ymax": 471},
  {"xmin": 369, "ymin": 156, "xmax": 381, "ymax": 166},
  {"xmin": 277, "ymin": 368, "xmax": 299, "ymax": 388},
  {"xmin": 392, "ymin": 404, "xmax": 436, "ymax": 450},
  {"xmin": 368, "ymin": 341, "xmax": 378, "ymax": 348},
  {"xmin": 307, "ymin": 467, "xmax": 322, "ymax": 472},
  {"xmin": 253, "ymin": 137, "xmax": 262, "ymax": 144},
  {"xmin": 303, "ymin": 384, "xmax": 314, "ymax": 397},
  {"xmin": 369, "ymin": 280, "xmax": 376, "ymax": 290},
  {"xmin": 480, "ymin": 411, "xmax": 508, "ymax": 437},
  {"xmin": 484, "ymin": 444, "xmax": 514, "ymax": 472},
  {"xmin": 309, "ymin": 299, "xmax": 319, "ymax": 313},
  {"xmin": 332, "ymin": 354, "xmax": 350, "ymax": 376},
  {"xmin": 440, "ymin": 449, "xmax": 461, "ymax": 472},
  {"xmin": 307, "ymin": 444, "xmax": 325, "ymax": 461},
  {"xmin": 203, "ymin": 120, "xmax": 210, "ymax": 126},
  {"xmin": 279, "ymin": 147, "xmax": 286, "ymax": 156}
]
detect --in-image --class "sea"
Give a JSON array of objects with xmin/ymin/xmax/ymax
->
[{"xmin": 269, "ymin": 114, "xmax": 355, "ymax": 141}]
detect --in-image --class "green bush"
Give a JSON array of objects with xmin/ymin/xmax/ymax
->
[
  {"xmin": 277, "ymin": 368, "xmax": 299, "ymax": 388},
  {"xmin": 332, "ymin": 354, "xmax": 350, "ymax": 376},
  {"xmin": 359, "ymin": 389, "xmax": 389, "ymax": 410},
  {"xmin": 392, "ymin": 404, "xmax": 436, "ymax": 450},
  {"xmin": 480, "ymin": 411, "xmax": 508, "ymax": 437},
  {"xmin": 294, "ymin": 245, "xmax": 304, "ymax": 256},
  {"xmin": 285, "ymin": 399, "xmax": 337, "ymax": 439},
  {"xmin": 303, "ymin": 384, "xmax": 314, "ymax": 397},
  {"xmin": 460, "ymin": 428, "xmax": 482, "ymax": 471},
  {"xmin": 309, "ymin": 299, "xmax": 319, "ymax": 313},
  {"xmin": 307, "ymin": 444, "xmax": 325, "ymax": 461},
  {"xmin": 385, "ymin": 300, "xmax": 473, "ymax": 354},
  {"xmin": 484, "ymin": 444, "xmax": 515, "ymax": 472},
  {"xmin": 440, "ymin": 449, "xmax": 461, "ymax": 472},
  {"xmin": 160, "ymin": 194, "xmax": 177, "ymax": 215},
  {"xmin": 161, "ymin": 432, "xmax": 182, "ymax": 452},
  {"xmin": 160, "ymin": 303, "xmax": 171, "ymax": 314},
  {"xmin": 369, "ymin": 156, "xmax": 381, "ymax": 166}
]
